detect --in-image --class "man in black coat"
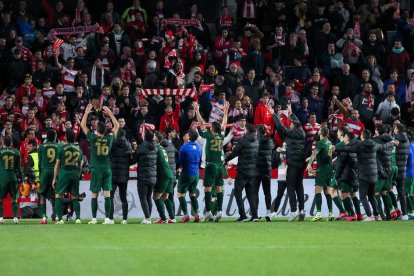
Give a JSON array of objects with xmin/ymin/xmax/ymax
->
[
  {"xmin": 272, "ymin": 108, "xmax": 306, "ymax": 221},
  {"xmin": 135, "ymin": 130, "xmax": 158, "ymax": 224},
  {"xmin": 109, "ymin": 129, "xmax": 132, "ymax": 224},
  {"xmin": 225, "ymin": 124, "xmax": 259, "ymax": 222},
  {"xmin": 373, "ymin": 124, "xmax": 393, "ymax": 219},
  {"xmin": 393, "ymin": 123, "xmax": 410, "ymax": 220},
  {"xmin": 335, "ymin": 129, "xmax": 397, "ymax": 221},
  {"xmin": 255, "ymin": 125, "xmax": 274, "ymax": 221}
]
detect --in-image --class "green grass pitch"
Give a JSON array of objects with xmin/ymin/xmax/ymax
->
[{"xmin": 1, "ymin": 218, "xmax": 413, "ymax": 275}]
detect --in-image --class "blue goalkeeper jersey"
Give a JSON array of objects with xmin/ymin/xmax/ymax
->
[{"xmin": 178, "ymin": 141, "xmax": 202, "ymax": 176}]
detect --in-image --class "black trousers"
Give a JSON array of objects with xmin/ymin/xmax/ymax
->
[
  {"xmin": 110, "ymin": 181, "xmax": 128, "ymax": 220},
  {"xmin": 396, "ymin": 176, "xmax": 407, "ymax": 215},
  {"xmin": 286, "ymin": 165, "xmax": 305, "ymax": 212},
  {"xmin": 137, "ymin": 184, "xmax": 153, "ymax": 219},
  {"xmin": 20, "ymin": 206, "xmax": 42, "ymax": 218},
  {"xmin": 359, "ymin": 180, "xmax": 378, "ymax": 217},
  {"xmin": 255, "ymin": 173, "xmax": 272, "ymax": 210},
  {"xmin": 274, "ymin": 180, "xmax": 287, "ymax": 213},
  {"xmin": 234, "ymin": 174, "xmax": 258, "ymax": 219}
]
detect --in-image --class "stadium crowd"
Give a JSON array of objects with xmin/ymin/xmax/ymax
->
[{"xmin": 0, "ymin": 0, "xmax": 414, "ymax": 223}]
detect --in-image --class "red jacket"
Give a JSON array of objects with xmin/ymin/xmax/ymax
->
[
  {"xmin": 159, "ymin": 104, "xmax": 180, "ymax": 133},
  {"xmin": 273, "ymin": 112, "xmax": 291, "ymax": 147},
  {"xmin": 15, "ymin": 84, "xmax": 37, "ymax": 103},
  {"xmin": 254, "ymin": 102, "xmax": 274, "ymax": 135}
]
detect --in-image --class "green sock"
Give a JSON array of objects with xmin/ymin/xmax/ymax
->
[
  {"xmin": 388, "ymin": 191, "xmax": 398, "ymax": 209},
  {"xmin": 211, "ymin": 198, "xmax": 217, "ymax": 215},
  {"xmin": 382, "ymin": 194, "xmax": 392, "ymax": 216},
  {"xmin": 205, "ymin": 191, "xmax": 212, "ymax": 212},
  {"xmin": 12, "ymin": 202, "xmax": 18, "ymax": 218},
  {"xmin": 406, "ymin": 196, "xmax": 413, "ymax": 214},
  {"xmin": 343, "ymin": 197, "xmax": 355, "ymax": 215},
  {"xmin": 315, "ymin": 193, "xmax": 322, "ymax": 212},
  {"xmin": 155, "ymin": 199, "xmax": 166, "ymax": 221},
  {"xmin": 164, "ymin": 199, "xmax": 174, "ymax": 219},
  {"xmin": 104, "ymin": 197, "xmax": 111, "ymax": 218},
  {"xmin": 55, "ymin": 198, "xmax": 63, "ymax": 220},
  {"xmin": 40, "ymin": 203, "xmax": 46, "ymax": 218},
  {"xmin": 333, "ymin": 196, "xmax": 346, "ymax": 213},
  {"xmin": 73, "ymin": 199, "xmax": 80, "ymax": 220},
  {"xmin": 190, "ymin": 196, "xmax": 199, "ymax": 214},
  {"xmin": 179, "ymin": 197, "xmax": 188, "ymax": 215},
  {"xmin": 0, "ymin": 202, "xmax": 3, "ymax": 217},
  {"xmin": 352, "ymin": 197, "xmax": 361, "ymax": 215},
  {"xmin": 91, "ymin": 198, "xmax": 98, "ymax": 218},
  {"xmin": 375, "ymin": 195, "xmax": 384, "ymax": 216},
  {"xmin": 325, "ymin": 194, "xmax": 333, "ymax": 212},
  {"xmin": 217, "ymin": 192, "xmax": 224, "ymax": 212}
]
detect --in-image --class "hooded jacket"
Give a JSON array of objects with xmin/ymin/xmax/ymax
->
[
  {"xmin": 335, "ymin": 139, "xmax": 359, "ymax": 187},
  {"xmin": 395, "ymin": 132, "xmax": 410, "ymax": 179},
  {"xmin": 110, "ymin": 136, "xmax": 132, "ymax": 183},
  {"xmin": 160, "ymin": 139, "xmax": 177, "ymax": 179},
  {"xmin": 225, "ymin": 132, "xmax": 259, "ymax": 178},
  {"xmin": 374, "ymin": 133, "xmax": 393, "ymax": 179},
  {"xmin": 135, "ymin": 141, "xmax": 157, "ymax": 185},
  {"xmin": 256, "ymin": 133, "xmax": 274, "ymax": 175},
  {"xmin": 336, "ymin": 139, "xmax": 393, "ymax": 183},
  {"xmin": 273, "ymin": 113, "xmax": 306, "ymax": 168}
]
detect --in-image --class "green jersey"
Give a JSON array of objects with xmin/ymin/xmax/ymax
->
[
  {"xmin": 156, "ymin": 144, "xmax": 174, "ymax": 179},
  {"xmin": 0, "ymin": 147, "xmax": 23, "ymax": 180},
  {"xmin": 38, "ymin": 142, "xmax": 58, "ymax": 170},
  {"xmin": 87, "ymin": 131, "xmax": 114, "ymax": 169},
  {"xmin": 57, "ymin": 143, "xmax": 82, "ymax": 172},
  {"xmin": 202, "ymin": 130, "xmax": 224, "ymax": 164},
  {"xmin": 316, "ymin": 138, "xmax": 333, "ymax": 169}
]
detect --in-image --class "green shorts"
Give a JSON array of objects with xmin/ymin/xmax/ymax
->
[
  {"xmin": 338, "ymin": 180, "xmax": 358, "ymax": 193},
  {"xmin": 177, "ymin": 175, "xmax": 199, "ymax": 194},
  {"xmin": 0, "ymin": 178, "xmax": 18, "ymax": 199},
  {"xmin": 90, "ymin": 168, "xmax": 112, "ymax": 193},
  {"xmin": 376, "ymin": 178, "xmax": 387, "ymax": 193},
  {"xmin": 39, "ymin": 169, "xmax": 54, "ymax": 195},
  {"xmin": 385, "ymin": 166, "xmax": 398, "ymax": 190},
  {"xmin": 203, "ymin": 163, "xmax": 224, "ymax": 187},
  {"xmin": 315, "ymin": 170, "xmax": 333, "ymax": 187},
  {"xmin": 55, "ymin": 172, "xmax": 80, "ymax": 195},
  {"xmin": 154, "ymin": 177, "xmax": 174, "ymax": 194},
  {"xmin": 404, "ymin": 177, "xmax": 414, "ymax": 195}
]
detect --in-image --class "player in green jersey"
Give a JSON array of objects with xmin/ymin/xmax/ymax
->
[
  {"xmin": 153, "ymin": 131, "xmax": 176, "ymax": 224},
  {"xmin": 0, "ymin": 136, "xmax": 23, "ymax": 224},
  {"xmin": 81, "ymin": 104, "xmax": 119, "ymax": 225},
  {"xmin": 52, "ymin": 130, "xmax": 83, "ymax": 224},
  {"xmin": 306, "ymin": 126, "xmax": 335, "ymax": 221},
  {"xmin": 37, "ymin": 129, "xmax": 58, "ymax": 224},
  {"xmin": 193, "ymin": 101, "xmax": 229, "ymax": 222}
]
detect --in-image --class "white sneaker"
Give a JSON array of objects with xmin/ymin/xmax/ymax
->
[
  {"xmin": 288, "ymin": 211, "xmax": 300, "ymax": 222},
  {"xmin": 270, "ymin": 212, "xmax": 277, "ymax": 219},
  {"xmin": 141, "ymin": 218, "xmax": 152, "ymax": 224},
  {"xmin": 265, "ymin": 210, "xmax": 272, "ymax": 221},
  {"xmin": 75, "ymin": 219, "xmax": 82, "ymax": 224},
  {"xmin": 401, "ymin": 215, "xmax": 409, "ymax": 221},
  {"xmin": 13, "ymin": 217, "xmax": 19, "ymax": 224},
  {"xmin": 55, "ymin": 220, "xmax": 64, "ymax": 224},
  {"xmin": 88, "ymin": 218, "xmax": 97, "ymax": 224},
  {"xmin": 0, "ymin": 217, "xmax": 3, "ymax": 224},
  {"xmin": 214, "ymin": 211, "xmax": 222, "ymax": 222},
  {"xmin": 121, "ymin": 220, "xmax": 128, "ymax": 224},
  {"xmin": 363, "ymin": 216, "xmax": 375, "ymax": 222},
  {"xmin": 102, "ymin": 218, "xmax": 112, "ymax": 224},
  {"xmin": 202, "ymin": 211, "xmax": 212, "ymax": 222}
]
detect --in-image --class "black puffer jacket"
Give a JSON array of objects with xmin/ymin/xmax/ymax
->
[
  {"xmin": 135, "ymin": 141, "xmax": 157, "ymax": 185},
  {"xmin": 374, "ymin": 133, "xmax": 393, "ymax": 179},
  {"xmin": 336, "ymin": 139, "xmax": 393, "ymax": 183},
  {"xmin": 335, "ymin": 139, "xmax": 359, "ymax": 186},
  {"xmin": 110, "ymin": 136, "xmax": 132, "ymax": 183},
  {"xmin": 160, "ymin": 139, "xmax": 177, "ymax": 178},
  {"xmin": 256, "ymin": 133, "xmax": 274, "ymax": 175},
  {"xmin": 273, "ymin": 113, "xmax": 306, "ymax": 168},
  {"xmin": 225, "ymin": 132, "xmax": 259, "ymax": 177},
  {"xmin": 395, "ymin": 132, "xmax": 410, "ymax": 179}
]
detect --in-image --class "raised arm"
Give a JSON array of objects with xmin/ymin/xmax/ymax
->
[
  {"xmin": 192, "ymin": 102, "xmax": 205, "ymax": 131},
  {"xmin": 272, "ymin": 112, "xmax": 288, "ymax": 136},
  {"xmin": 54, "ymin": 50, "xmax": 63, "ymax": 71},
  {"xmin": 221, "ymin": 101, "xmax": 230, "ymax": 132},
  {"xmin": 102, "ymin": 106, "xmax": 120, "ymax": 135},
  {"xmin": 80, "ymin": 103, "xmax": 93, "ymax": 135}
]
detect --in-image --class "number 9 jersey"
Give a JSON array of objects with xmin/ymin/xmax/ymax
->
[{"xmin": 87, "ymin": 132, "xmax": 114, "ymax": 169}]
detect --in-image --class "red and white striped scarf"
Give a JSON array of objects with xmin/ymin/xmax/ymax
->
[
  {"xmin": 139, "ymin": 123, "xmax": 155, "ymax": 140},
  {"xmin": 141, "ymin": 88, "xmax": 198, "ymax": 100}
]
